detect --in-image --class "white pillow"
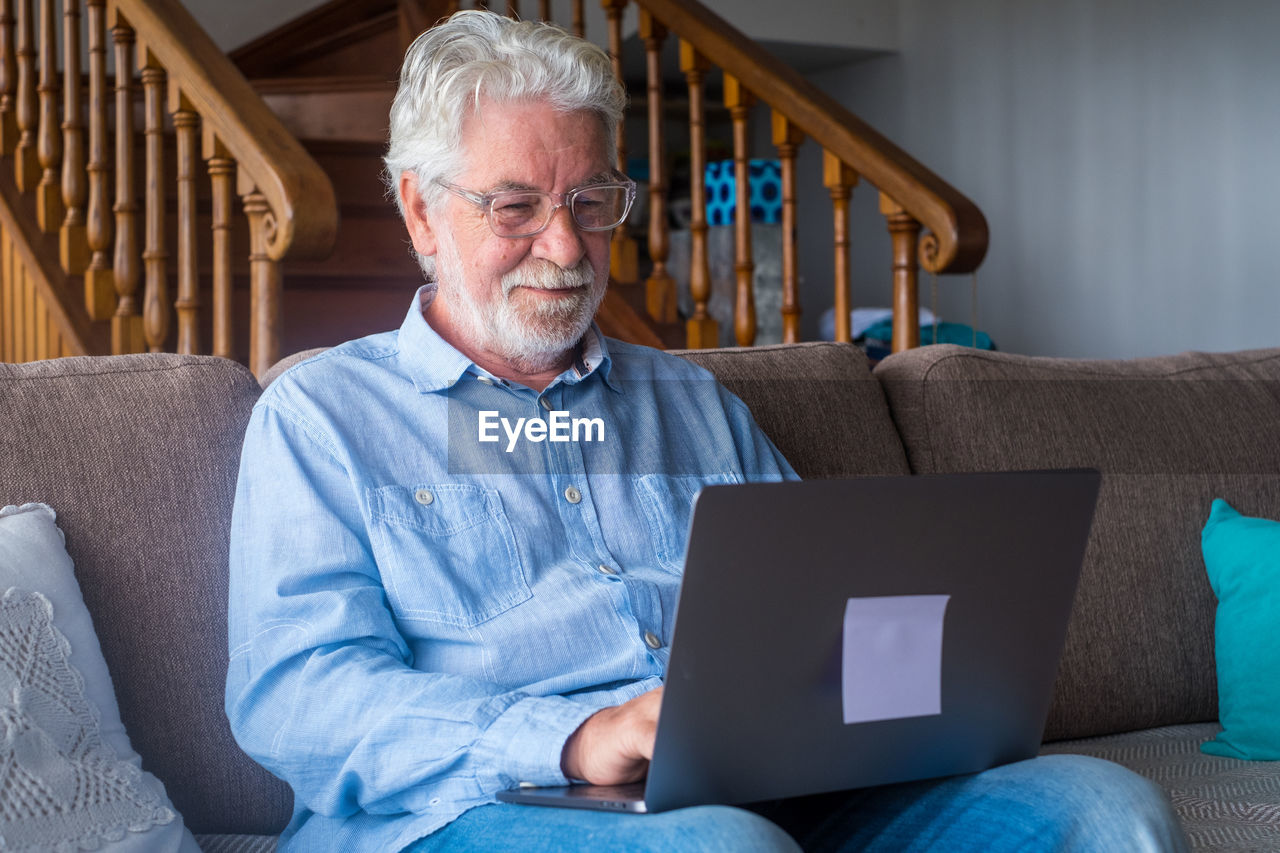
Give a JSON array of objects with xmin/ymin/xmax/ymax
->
[{"xmin": 0, "ymin": 503, "xmax": 200, "ymax": 852}]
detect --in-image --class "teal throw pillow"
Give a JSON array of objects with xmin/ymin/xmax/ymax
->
[{"xmin": 1200, "ymin": 499, "xmax": 1280, "ymax": 760}]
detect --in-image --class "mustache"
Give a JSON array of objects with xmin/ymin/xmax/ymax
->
[{"xmin": 502, "ymin": 259, "xmax": 596, "ymax": 296}]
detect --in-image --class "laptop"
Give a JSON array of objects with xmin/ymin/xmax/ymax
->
[{"xmin": 498, "ymin": 470, "xmax": 1101, "ymax": 813}]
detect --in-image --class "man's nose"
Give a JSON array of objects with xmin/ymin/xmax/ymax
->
[{"xmin": 531, "ymin": 203, "xmax": 587, "ymax": 269}]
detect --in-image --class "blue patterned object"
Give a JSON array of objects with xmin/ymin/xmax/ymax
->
[{"xmin": 705, "ymin": 159, "xmax": 782, "ymax": 225}]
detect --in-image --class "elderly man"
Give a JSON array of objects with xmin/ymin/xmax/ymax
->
[{"xmin": 226, "ymin": 10, "xmax": 1187, "ymax": 853}]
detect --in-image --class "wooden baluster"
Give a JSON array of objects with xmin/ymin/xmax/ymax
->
[
  {"xmin": 33, "ymin": 286, "xmax": 47, "ymax": 359},
  {"xmin": 172, "ymin": 93, "xmax": 199, "ymax": 354},
  {"xmin": 242, "ymin": 179, "xmax": 282, "ymax": 378},
  {"xmin": 506, "ymin": 0, "xmax": 518, "ymax": 17},
  {"xmin": 35, "ymin": 0, "xmax": 60, "ymax": 231},
  {"xmin": 59, "ymin": 0, "xmax": 86, "ymax": 274},
  {"xmin": 15, "ymin": 262, "xmax": 26, "ymax": 360},
  {"xmin": 46, "ymin": 295, "xmax": 58, "ymax": 356},
  {"xmin": 639, "ymin": 11, "xmax": 673, "ymax": 323},
  {"xmin": 111, "ymin": 16, "xmax": 141, "ymax": 354},
  {"xmin": 823, "ymin": 151, "xmax": 857, "ymax": 343},
  {"xmin": 205, "ymin": 136, "xmax": 235, "ymax": 359},
  {"xmin": 0, "ymin": 0, "xmax": 17, "ymax": 153},
  {"xmin": 1, "ymin": 230, "xmax": 11, "ymax": 360},
  {"xmin": 881, "ymin": 194, "xmax": 921, "ymax": 352},
  {"xmin": 83, "ymin": 0, "xmax": 112, "ymax": 319},
  {"xmin": 571, "ymin": 0, "xmax": 584, "ymax": 36},
  {"xmin": 681, "ymin": 41, "xmax": 714, "ymax": 348},
  {"xmin": 140, "ymin": 52, "xmax": 167, "ymax": 352},
  {"xmin": 601, "ymin": 0, "xmax": 636, "ymax": 283},
  {"xmin": 725, "ymin": 74, "xmax": 755, "ymax": 346},
  {"xmin": 538, "ymin": 0, "xmax": 550, "ymax": 20},
  {"xmin": 13, "ymin": 0, "xmax": 35, "ymax": 189},
  {"xmin": 772, "ymin": 112, "xmax": 804, "ymax": 343}
]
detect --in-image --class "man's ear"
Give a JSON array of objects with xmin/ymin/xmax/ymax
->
[{"xmin": 399, "ymin": 172, "xmax": 438, "ymax": 257}]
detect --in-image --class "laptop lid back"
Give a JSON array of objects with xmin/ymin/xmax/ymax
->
[{"xmin": 644, "ymin": 470, "xmax": 1100, "ymax": 812}]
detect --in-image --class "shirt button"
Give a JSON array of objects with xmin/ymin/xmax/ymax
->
[
  {"xmin": 539, "ymin": 397, "xmax": 553, "ymax": 411},
  {"xmin": 597, "ymin": 563, "xmax": 617, "ymax": 576},
  {"xmin": 564, "ymin": 486, "xmax": 582, "ymax": 504},
  {"xmin": 414, "ymin": 489, "xmax": 434, "ymax": 505},
  {"xmin": 644, "ymin": 631, "xmax": 663, "ymax": 650}
]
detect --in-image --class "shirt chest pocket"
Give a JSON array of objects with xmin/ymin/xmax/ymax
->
[
  {"xmin": 367, "ymin": 484, "xmax": 531, "ymax": 627},
  {"xmin": 637, "ymin": 472, "xmax": 741, "ymax": 573}
]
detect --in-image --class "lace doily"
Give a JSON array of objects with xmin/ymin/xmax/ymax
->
[{"xmin": 0, "ymin": 588, "xmax": 176, "ymax": 852}]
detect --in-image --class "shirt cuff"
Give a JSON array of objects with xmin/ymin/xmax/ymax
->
[{"xmin": 474, "ymin": 694, "xmax": 605, "ymax": 792}]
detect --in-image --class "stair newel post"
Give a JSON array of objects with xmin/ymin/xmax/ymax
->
[
  {"xmin": 171, "ymin": 88, "xmax": 199, "ymax": 355},
  {"xmin": 35, "ymin": 0, "xmax": 61, "ymax": 231},
  {"xmin": 880, "ymin": 193, "xmax": 921, "ymax": 353},
  {"xmin": 14, "ymin": 0, "xmax": 36, "ymax": 189},
  {"xmin": 571, "ymin": 0, "xmax": 584, "ymax": 37},
  {"xmin": 59, "ymin": 0, "xmax": 86, "ymax": 274},
  {"xmin": 110, "ymin": 14, "xmax": 141, "ymax": 354},
  {"xmin": 0, "ymin": 0, "xmax": 17, "ymax": 153},
  {"xmin": 601, "ymin": 0, "xmax": 637, "ymax": 284},
  {"xmin": 204, "ymin": 134, "xmax": 234, "ymax": 360},
  {"xmin": 639, "ymin": 10, "xmax": 674, "ymax": 323},
  {"xmin": 772, "ymin": 112, "xmax": 804, "ymax": 343},
  {"xmin": 823, "ymin": 151, "xmax": 856, "ymax": 343},
  {"xmin": 241, "ymin": 176, "xmax": 282, "ymax": 378},
  {"xmin": 83, "ymin": 0, "xmax": 112, "ymax": 319},
  {"xmin": 139, "ymin": 48, "xmax": 167, "ymax": 352},
  {"xmin": 680, "ymin": 40, "xmax": 714, "ymax": 348},
  {"xmin": 725, "ymin": 74, "xmax": 755, "ymax": 347}
]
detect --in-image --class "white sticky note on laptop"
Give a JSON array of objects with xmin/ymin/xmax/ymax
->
[{"xmin": 842, "ymin": 595, "xmax": 950, "ymax": 725}]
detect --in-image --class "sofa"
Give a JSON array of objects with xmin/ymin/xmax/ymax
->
[{"xmin": 2, "ymin": 340, "xmax": 1277, "ymax": 851}]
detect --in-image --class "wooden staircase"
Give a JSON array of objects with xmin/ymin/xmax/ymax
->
[
  {"xmin": 0, "ymin": 0, "xmax": 986, "ymax": 377},
  {"xmin": 233, "ymin": 0, "xmax": 675, "ymax": 352}
]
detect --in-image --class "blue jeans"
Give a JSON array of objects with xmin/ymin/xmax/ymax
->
[{"xmin": 403, "ymin": 755, "xmax": 1188, "ymax": 852}]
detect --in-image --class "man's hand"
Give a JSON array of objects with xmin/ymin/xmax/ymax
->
[{"xmin": 560, "ymin": 687, "xmax": 663, "ymax": 785}]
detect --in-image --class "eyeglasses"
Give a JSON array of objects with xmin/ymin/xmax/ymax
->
[{"xmin": 435, "ymin": 177, "xmax": 637, "ymax": 239}]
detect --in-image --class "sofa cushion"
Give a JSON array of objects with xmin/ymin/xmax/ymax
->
[
  {"xmin": 0, "ymin": 502, "xmax": 200, "ymax": 851},
  {"xmin": 1041, "ymin": 723, "xmax": 1280, "ymax": 852},
  {"xmin": 874, "ymin": 345, "xmax": 1280, "ymax": 741},
  {"xmin": 0, "ymin": 355, "xmax": 290, "ymax": 835},
  {"xmin": 676, "ymin": 342, "xmax": 910, "ymax": 478},
  {"xmin": 1200, "ymin": 500, "xmax": 1280, "ymax": 760}
]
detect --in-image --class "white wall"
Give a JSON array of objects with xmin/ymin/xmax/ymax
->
[{"xmin": 805, "ymin": 0, "xmax": 1280, "ymax": 358}]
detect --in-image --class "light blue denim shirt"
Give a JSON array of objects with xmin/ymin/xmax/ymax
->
[{"xmin": 226, "ymin": 286, "xmax": 796, "ymax": 852}]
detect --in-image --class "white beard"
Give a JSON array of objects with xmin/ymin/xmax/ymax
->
[{"xmin": 433, "ymin": 234, "xmax": 605, "ymax": 374}]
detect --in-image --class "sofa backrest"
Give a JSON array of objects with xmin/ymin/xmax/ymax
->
[
  {"xmin": 0, "ymin": 354, "xmax": 292, "ymax": 835},
  {"xmin": 676, "ymin": 342, "xmax": 911, "ymax": 478},
  {"xmin": 874, "ymin": 344, "xmax": 1280, "ymax": 741}
]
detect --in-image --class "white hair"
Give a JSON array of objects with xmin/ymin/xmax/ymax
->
[{"xmin": 384, "ymin": 10, "xmax": 625, "ymax": 277}]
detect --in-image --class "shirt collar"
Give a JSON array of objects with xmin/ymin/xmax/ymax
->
[{"xmin": 399, "ymin": 284, "xmax": 619, "ymax": 394}]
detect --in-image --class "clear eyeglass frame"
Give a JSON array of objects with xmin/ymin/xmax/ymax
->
[{"xmin": 434, "ymin": 176, "xmax": 637, "ymax": 239}]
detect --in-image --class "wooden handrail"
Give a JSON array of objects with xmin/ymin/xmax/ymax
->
[
  {"xmin": 108, "ymin": 0, "xmax": 336, "ymax": 263},
  {"xmin": 631, "ymin": 0, "xmax": 987, "ymax": 275}
]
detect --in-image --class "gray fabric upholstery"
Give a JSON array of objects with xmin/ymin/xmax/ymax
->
[
  {"xmin": 260, "ymin": 347, "xmax": 328, "ymax": 388},
  {"xmin": 1042, "ymin": 724, "xmax": 1280, "ymax": 852},
  {"xmin": 195, "ymin": 835, "xmax": 279, "ymax": 853},
  {"xmin": 676, "ymin": 342, "xmax": 910, "ymax": 478},
  {"xmin": 874, "ymin": 345, "xmax": 1280, "ymax": 741},
  {"xmin": 0, "ymin": 355, "xmax": 291, "ymax": 835}
]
